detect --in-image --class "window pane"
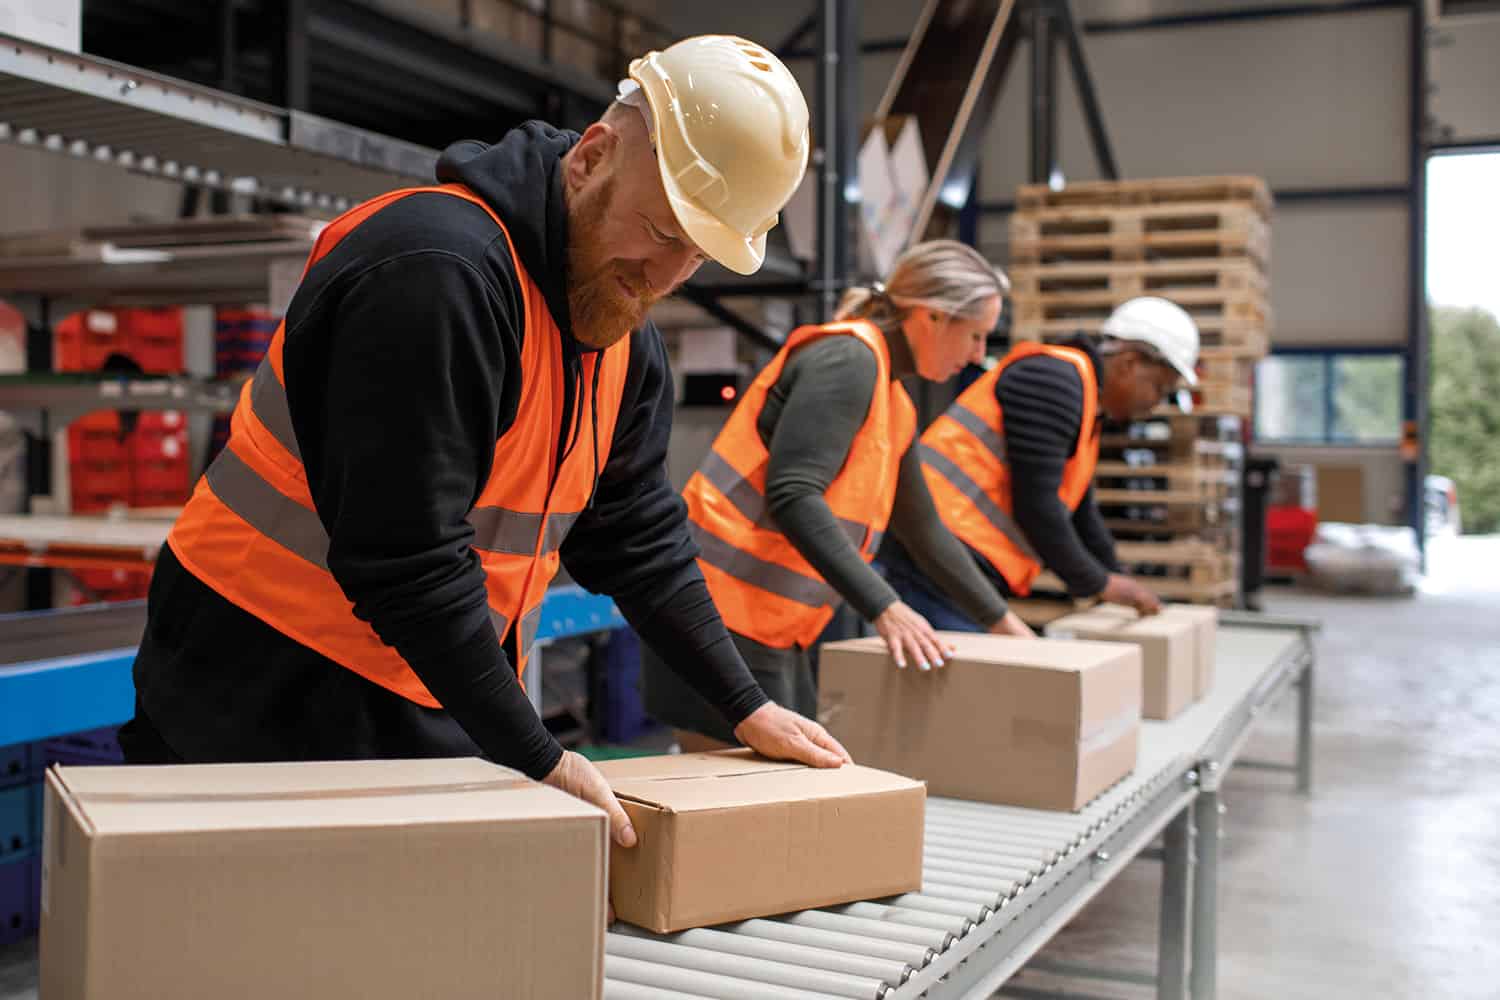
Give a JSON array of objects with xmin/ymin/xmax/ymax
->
[
  {"xmin": 1256, "ymin": 356, "xmax": 1327, "ymax": 441},
  {"xmin": 1331, "ymin": 355, "xmax": 1403, "ymax": 443}
]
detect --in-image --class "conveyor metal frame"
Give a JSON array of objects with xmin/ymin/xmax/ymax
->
[{"xmin": 602, "ymin": 616, "xmax": 1319, "ymax": 1000}]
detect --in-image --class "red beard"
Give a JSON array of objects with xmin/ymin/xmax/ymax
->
[{"xmin": 567, "ymin": 177, "xmax": 659, "ymax": 349}]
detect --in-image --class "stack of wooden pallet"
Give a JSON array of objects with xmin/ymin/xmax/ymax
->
[{"xmin": 1007, "ymin": 176, "xmax": 1271, "ymax": 607}]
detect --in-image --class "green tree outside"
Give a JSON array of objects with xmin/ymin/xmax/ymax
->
[{"xmin": 1429, "ymin": 305, "xmax": 1500, "ymax": 534}]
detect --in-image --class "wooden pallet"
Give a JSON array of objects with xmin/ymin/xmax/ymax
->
[
  {"xmin": 1095, "ymin": 460, "xmax": 1238, "ymax": 491},
  {"xmin": 1009, "ymin": 203, "xmax": 1270, "ymax": 267},
  {"xmin": 1014, "ymin": 176, "xmax": 1272, "ymax": 219},
  {"xmin": 1115, "ymin": 540, "xmax": 1239, "ymax": 588},
  {"xmin": 1153, "ymin": 381, "xmax": 1254, "ymax": 419},
  {"xmin": 1008, "ymin": 258, "xmax": 1267, "ymax": 301},
  {"xmin": 1031, "ymin": 569, "xmax": 1237, "ymax": 605},
  {"xmin": 1104, "ymin": 515, "xmax": 1240, "ymax": 547},
  {"xmin": 1010, "ymin": 298, "xmax": 1270, "ymax": 355},
  {"xmin": 1099, "ymin": 438, "xmax": 1244, "ymax": 469}
]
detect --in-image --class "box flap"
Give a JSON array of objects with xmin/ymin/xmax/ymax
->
[
  {"xmin": 1050, "ymin": 609, "xmax": 1193, "ymax": 640},
  {"xmin": 824, "ymin": 633, "xmax": 1140, "ymax": 673},
  {"xmin": 598, "ymin": 751, "xmax": 923, "ymax": 813},
  {"xmin": 56, "ymin": 758, "xmax": 604, "ymax": 836}
]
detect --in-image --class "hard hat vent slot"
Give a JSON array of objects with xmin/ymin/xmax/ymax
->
[{"xmin": 749, "ymin": 60, "xmax": 772, "ymax": 72}]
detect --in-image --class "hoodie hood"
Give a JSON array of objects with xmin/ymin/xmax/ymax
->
[{"xmin": 436, "ymin": 122, "xmax": 582, "ymax": 346}]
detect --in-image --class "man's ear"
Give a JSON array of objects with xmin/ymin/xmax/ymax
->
[{"xmin": 565, "ymin": 122, "xmax": 620, "ymax": 193}]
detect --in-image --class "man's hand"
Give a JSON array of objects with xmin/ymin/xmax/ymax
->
[
  {"xmin": 988, "ymin": 610, "xmax": 1036, "ymax": 638},
  {"xmin": 542, "ymin": 750, "xmax": 638, "ymax": 849},
  {"xmin": 1100, "ymin": 574, "xmax": 1163, "ymax": 616},
  {"xmin": 541, "ymin": 750, "xmax": 636, "ymax": 926},
  {"xmin": 873, "ymin": 600, "xmax": 955, "ymax": 671},
  {"xmin": 733, "ymin": 702, "xmax": 852, "ymax": 768}
]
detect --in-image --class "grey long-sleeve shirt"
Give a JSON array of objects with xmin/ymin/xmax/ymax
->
[{"xmin": 756, "ymin": 328, "xmax": 1010, "ymax": 628}]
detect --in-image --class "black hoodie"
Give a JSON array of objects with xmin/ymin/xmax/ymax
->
[{"xmin": 129, "ymin": 123, "xmax": 767, "ymax": 777}]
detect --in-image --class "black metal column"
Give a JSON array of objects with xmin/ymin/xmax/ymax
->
[
  {"xmin": 219, "ymin": 0, "xmax": 239, "ymax": 93},
  {"xmin": 816, "ymin": 0, "xmax": 859, "ymax": 317},
  {"xmin": 284, "ymin": 0, "xmax": 310, "ymax": 111},
  {"xmin": 1029, "ymin": 0, "xmax": 1059, "ymax": 185},
  {"xmin": 1056, "ymin": 0, "xmax": 1118, "ymax": 180},
  {"xmin": 1405, "ymin": 0, "xmax": 1428, "ymax": 555}
]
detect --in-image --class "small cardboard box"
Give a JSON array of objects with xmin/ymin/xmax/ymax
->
[
  {"xmin": 1047, "ymin": 608, "xmax": 1198, "ymax": 720},
  {"xmin": 1161, "ymin": 604, "xmax": 1219, "ymax": 698},
  {"xmin": 818, "ymin": 634, "xmax": 1141, "ymax": 812},
  {"xmin": 41, "ymin": 759, "xmax": 607, "ymax": 1000},
  {"xmin": 598, "ymin": 751, "xmax": 925, "ymax": 932}
]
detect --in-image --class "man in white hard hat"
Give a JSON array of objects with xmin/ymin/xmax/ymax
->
[
  {"xmin": 881, "ymin": 296, "xmax": 1201, "ymax": 621},
  {"xmin": 123, "ymin": 36, "xmax": 849, "ymax": 851}
]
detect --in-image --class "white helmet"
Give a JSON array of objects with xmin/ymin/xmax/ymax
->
[
  {"xmin": 628, "ymin": 35, "xmax": 810, "ymax": 276},
  {"xmin": 1100, "ymin": 296, "xmax": 1200, "ymax": 387}
]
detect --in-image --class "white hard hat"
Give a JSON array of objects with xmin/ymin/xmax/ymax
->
[
  {"xmin": 628, "ymin": 35, "xmax": 810, "ymax": 276},
  {"xmin": 1100, "ymin": 296, "xmax": 1200, "ymax": 387}
]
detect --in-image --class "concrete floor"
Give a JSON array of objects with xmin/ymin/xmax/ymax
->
[
  {"xmin": 4, "ymin": 537, "xmax": 1498, "ymax": 999},
  {"xmin": 1009, "ymin": 534, "xmax": 1500, "ymax": 999}
]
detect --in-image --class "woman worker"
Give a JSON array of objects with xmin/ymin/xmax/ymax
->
[{"xmin": 642, "ymin": 240, "xmax": 1034, "ymax": 749}]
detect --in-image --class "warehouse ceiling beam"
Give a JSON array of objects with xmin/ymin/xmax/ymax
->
[
  {"xmin": 675, "ymin": 286, "xmax": 785, "ymax": 353},
  {"xmin": 808, "ymin": 0, "xmax": 1409, "ymax": 57}
]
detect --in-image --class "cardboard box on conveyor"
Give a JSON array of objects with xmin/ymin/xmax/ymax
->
[
  {"xmin": 597, "ymin": 750, "xmax": 925, "ymax": 933},
  {"xmin": 818, "ymin": 634, "xmax": 1142, "ymax": 812},
  {"xmin": 1048, "ymin": 602, "xmax": 1219, "ymax": 712}
]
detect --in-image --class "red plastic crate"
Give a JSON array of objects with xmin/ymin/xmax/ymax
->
[
  {"xmin": 129, "ymin": 487, "xmax": 190, "ymax": 510},
  {"xmin": 132, "ymin": 461, "xmax": 190, "ymax": 496},
  {"xmin": 123, "ymin": 307, "xmax": 184, "ymax": 373},
  {"xmin": 70, "ymin": 490, "xmax": 129, "ymax": 515},
  {"xmin": 70, "ymin": 567, "xmax": 151, "ymax": 603},
  {"xmin": 130, "ymin": 428, "xmax": 188, "ymax": 464},
  {"xmin": 135, "ymin": 410, "xmax": 185, "ymax": 434},
  {"xmin": 1268, "ymin": 506, "xmax": 1318, "ymax": 573},
  {"xmin": 70, "ymin": 460, "xmax": 132, "ymax": 497},
  {"xmin": 54, "ymin": 310, "xmax": 127, "ymax": 372},
  {"xmin": 67, "ymin": 411, "xmax": 128, "ymax": 465}
]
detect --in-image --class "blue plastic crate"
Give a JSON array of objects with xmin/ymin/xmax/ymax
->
[
  {"xmin": 0, "ymin": 851, "xmax": 39, "ymax": 945},
  {"xmin": 0, "ymin": 742, "xmax": 38, "ymax": 787},
  {"xmin": 600, "ymin": 629, "xmax": 659, "ymax": 745},
  {"xmin": 42, "ymin": 725, "xmax": 123, "ymax": 768},
  {"xmin": 0, "ymin": 782, "xmax": 41, "ymax": 863}
]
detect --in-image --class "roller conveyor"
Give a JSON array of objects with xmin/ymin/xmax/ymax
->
[{"xmin": 604, "ymin": 617, "xmax": 1317, "ymax": 1000}]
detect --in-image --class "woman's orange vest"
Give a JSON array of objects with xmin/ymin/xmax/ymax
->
[
  {"xmin": 920, "ymin": 342, "xmax": 1100, "ymax": 596},
  {"xmin": 167, "ymin": 184, "xmax": 630, "ymax": 708},
  {"xmin": 682, "ymin": 320, "xmax": 917, "ymax": 649}
]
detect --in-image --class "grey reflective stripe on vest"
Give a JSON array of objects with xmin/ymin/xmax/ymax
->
[
  {"xmin": 520, "ymin": 604, "xmax": 543, "ymax": 659},
  {"xmin": 690, "ymin": 522, "xmax": 838, "ymax": 609},
  {"xmin": 700, "ymin": 450, "xmax": 873, "ymax": 552},
  {"xmin": 489, "ymin": 606, "xmax": 512, "ymax": 645},
  {"xmin": 543, "ymin": 510, "xmax": 581, "ymax": 554},
  {"xmin": 469, "ymin": 506, "xmax": 544, "ymax": 556},
  {"xmin": 205, "ymin": 448, "xmax": 330, "ymax": 569},
  {"xmin": 920, "ymin": 444, "xmax": 1041, "ymax": 563},
  {"xmin": 946, "ymin": 403, "xmax": 1007, "ymax": 464},
  {"xmin": 249, "ymin": 361, "xmax": 302, "ymax": 463}
]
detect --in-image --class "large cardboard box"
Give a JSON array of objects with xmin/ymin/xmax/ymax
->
[
  {"xmin": 1046, "ymin": 608, "xmax": 1197, "ymax": 720},
  {"xmin": 41, "ymin": 759, "xmax": 607, "ymax": 1000},
  {"xmin": 818, "ymin": 634, "xmax": 1141, "ymax": 812},
  {"xmin": 598, "ymin": 751, "xmax": 924, "ymax": 932}
]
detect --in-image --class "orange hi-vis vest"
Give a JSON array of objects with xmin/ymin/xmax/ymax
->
[
  {"xmin": 168, "ymin": 184, "xmax": 631, "ymax": 708},
  {"xmin": 683, "ymin": 320, "xmax": 918, "ymax": 649},
  {"xmin": 921, "ymin": 341, "xmax": 1100, "ymax": 597}
]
